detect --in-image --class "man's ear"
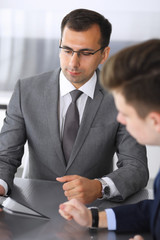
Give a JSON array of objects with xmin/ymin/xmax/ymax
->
[
  {"xmin": 100, "ymin": 46, "xmax": 110, "ymax": 64},
  {"xmin": 149, "ymin": 112, "xmax": 160, "ymax": 132}
]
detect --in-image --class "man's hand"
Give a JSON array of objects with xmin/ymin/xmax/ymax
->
[
  {"xmin": 59, "ymin": 199, "xmax": 92, "ymax": 227},
  {"xmin": 0, "ymin": 185, "xmax": 5, "ymax": 196},
  {"xmin": 56, "ymin": 175, "xmax": 102, "ymax": 204},
  {"xmin": 129, "ymin": 235, "xmax": 144, "ymax": 240},
  {"xmin": 59, "ymin": 199, "xmax": 108, "ymax": 228}
]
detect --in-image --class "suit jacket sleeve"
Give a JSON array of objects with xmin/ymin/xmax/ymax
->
[
  {"xmin": 0, "ymin": 80, "xmax": 27, "ymax": 190},
  {"xmin": 112, "ymin": 200, "xmax": 152, "ymax": 232},
  {"xmin": 112, "ymin": 171, "xmax": 160, "ymax": 239},
  {"xmin": 106, "ymin": 121, "xmax": 149, "ymax": 201}
]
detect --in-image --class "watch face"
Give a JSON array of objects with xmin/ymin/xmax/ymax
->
[{"xmin": 104, "ymin": 186, "xmax": 110, "ymax": 195}]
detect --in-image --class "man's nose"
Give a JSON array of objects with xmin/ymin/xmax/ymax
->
[{"xmin": 69, "ymin": 52, "xmax": 80, "ymax": 67}]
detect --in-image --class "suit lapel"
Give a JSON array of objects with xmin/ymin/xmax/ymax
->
[
  {"xmin": 44, "ymin": 69, "xmax": 66, "ymax": 168},
  {"xmin": 66, "ymin": 72, "xmax": 104, "ymax": 170}
]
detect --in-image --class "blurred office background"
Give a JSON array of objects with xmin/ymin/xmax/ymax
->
[{"xmin": 0, "ymin": 0, "xmax": 160, "ymax": 178}]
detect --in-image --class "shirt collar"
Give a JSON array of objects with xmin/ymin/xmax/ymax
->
[{"xmin": 60, "ymin": 70, "xmax": 97, "ymax": 99}]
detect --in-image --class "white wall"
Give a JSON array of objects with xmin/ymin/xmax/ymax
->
[
  {"xmin": 0, "ymin": 0, "xmax": 160, "ymax": 41},
  {"xmin": 146, "ymin": 146, "xmax": 160, "ymax": 178}
]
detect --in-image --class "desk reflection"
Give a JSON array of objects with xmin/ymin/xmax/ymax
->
[{"xmin": 0, "ymin": 178, "xmax": 152, "ymax": 240}]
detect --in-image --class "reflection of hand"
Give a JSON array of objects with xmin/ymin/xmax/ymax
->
[
  {"xmin": 0, "ymin": 222, "xmax": 12, "ymax": 240},
  {"xmin": 57, "ymin": 175, "xmax": 102, "ymax": 204},
  {"xmin": 55, "ymin": 221, "xmax": 90, "ymax": 240},
  {"xmin": 129, "ymin": 235, "xmax": 144, "ymax": 240},
  {"xmin": 0, "ymin": 210, "xmax": 12, "ymax": 240},
  {"xmin": 0, "ymin": 208, "xmax": 12, "ymax": 240},
  {"xmin": 0, "ymin": 185, "xmax": 5, "ymax": 196},
  {"xmin": 59, "ymin": 199, "xmax": 92, "ymax": 227}
]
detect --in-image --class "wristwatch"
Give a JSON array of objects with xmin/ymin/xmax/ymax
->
[
  {"xmin": 88, "ymin": 207, "xmax": 99, "ymax": 228},
  {"xmin": 98, "ymin": 178, "xmax": 110, "ymax": 198}
]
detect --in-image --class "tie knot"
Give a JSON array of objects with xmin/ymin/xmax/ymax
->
[{"xmin": 70, "ymin": 90, "xmax": 83, "ymax": 103}]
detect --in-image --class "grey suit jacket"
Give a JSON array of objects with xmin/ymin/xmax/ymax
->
[{"xmin": 0, "ymin": 68, "xmax": 149, "ymax": 200}]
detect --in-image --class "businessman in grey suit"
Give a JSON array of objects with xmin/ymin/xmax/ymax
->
[{"xmin": 0, "ymin": 9, "xmax": 148, "ymax": 204}]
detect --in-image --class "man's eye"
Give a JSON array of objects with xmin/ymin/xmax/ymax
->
[
  {"xmin": 81, "ymin": 52, "xmax": 92, "ymax": 56},
  {"xmin": 64, "ymin": 49, "xmax": 72, "ymax": 54}
]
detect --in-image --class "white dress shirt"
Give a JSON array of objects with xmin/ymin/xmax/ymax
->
[{"xmin": 59, "ymin": 70, "xmax": 96, "ymax": 140}]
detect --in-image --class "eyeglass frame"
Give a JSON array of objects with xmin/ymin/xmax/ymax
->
[{"xmin": 59, "ymin": 45, "xmax": 107, "ymax": 58}]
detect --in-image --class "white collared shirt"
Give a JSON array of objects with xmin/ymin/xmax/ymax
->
[{"xmin": 59, "ymin": 70, "xmax": 96, "ymax": 140}]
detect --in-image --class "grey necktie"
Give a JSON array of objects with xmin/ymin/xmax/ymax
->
[{"xmin": 62, "ymin": 90, "xmax": 83, "ymax": 164}]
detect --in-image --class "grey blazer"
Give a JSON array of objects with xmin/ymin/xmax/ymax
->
[{"xmin": 0, "ymin": 68, "xmax": 149, "ymax": 200}]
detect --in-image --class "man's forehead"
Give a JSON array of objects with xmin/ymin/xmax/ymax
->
[
  {"xmin": 61, "ymin": 26, "xmax": 101, "ymax": 49},
  {"xmin": 62, "ymin": 25, "xmax": 101, "ymax": 39}
]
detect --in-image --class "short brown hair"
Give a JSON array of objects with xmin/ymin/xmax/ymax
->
[
  {"xmin": 100, "ymin": 39, "xmax": 160, "ymax": 118},
  {"xmin": 61, "ymin": 8, "xmax": 112, "ymax": 47}
]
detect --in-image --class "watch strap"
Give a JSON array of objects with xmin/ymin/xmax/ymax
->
[{"xmin": 90, "ymin": 207, "xmax": 99, "ymax": 228}]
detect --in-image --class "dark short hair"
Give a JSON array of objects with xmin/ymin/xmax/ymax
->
[
  {"xmin": 61, "ymin": 8, "xmax": 112, "ymax": 47},
  {"xmin": 100, "ymin": 39, "xmax": 160, "ymax": 118}
]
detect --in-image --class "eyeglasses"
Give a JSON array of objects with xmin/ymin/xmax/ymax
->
[{"xmin": 59, "ymin": 45, "xmax": 106, "ymax": 58}]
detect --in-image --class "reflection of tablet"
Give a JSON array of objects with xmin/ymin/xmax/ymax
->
[{"xmin": 1, "ymin": 197, "xmax": 49, "ymax": 220}]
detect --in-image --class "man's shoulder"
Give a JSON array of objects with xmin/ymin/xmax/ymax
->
[{"xmin": 20, "ymin": 68, "xmax": 61, "ymax": 86}]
